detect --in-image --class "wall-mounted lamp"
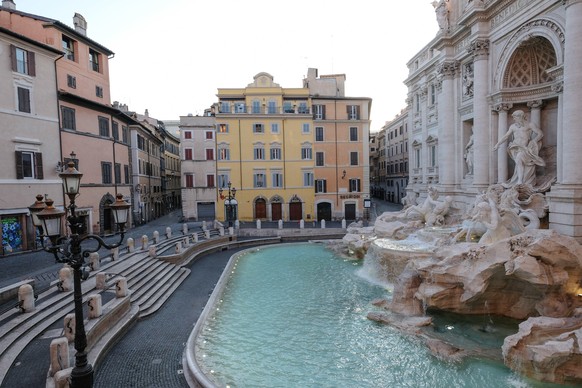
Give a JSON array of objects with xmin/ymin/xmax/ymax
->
[{"xmin": 341, "ymin": 170, "xmax": 347, "ymax": 179}]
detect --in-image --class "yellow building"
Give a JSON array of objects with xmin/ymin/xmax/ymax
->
[{"xmin": 216, "ymin": 72, "xmax": 315, "ymax": 222}]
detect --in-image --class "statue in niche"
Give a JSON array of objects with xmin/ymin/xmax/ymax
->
[
  {"xmin": 464, "ymin": 132, "xmax": 474, "ymax": 176},
  {"xmin": 493, "ymin": 110, "xmax": 545, "ymax": 187},
  {"xmin": 432, "ymin": 0, "xmax": 449, "ymax": 32},
  {"xmin": 463, "ymin": 63, "xmax": 474, "ymax": 97}
]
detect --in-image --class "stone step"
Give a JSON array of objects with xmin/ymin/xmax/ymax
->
[
  {"xmin": 138, "ymin": 268, "xmax": 191, "ymax": 318},
  {"xmin": 130, "ymin": 264, "xmax": 182, "ymax": 306}
]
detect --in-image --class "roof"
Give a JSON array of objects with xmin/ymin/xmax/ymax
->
[
  {"xmin": 0, "ymin": 25, "xmax": 62, "ymax": 55},
  {"xmin": 0, "ymin": 6, "xmax": 114, "ymax": 56}
]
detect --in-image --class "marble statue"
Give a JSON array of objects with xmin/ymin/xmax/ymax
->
[
  {"xmin": 464, "ymin": 133, "xmax": 474, "ymax": 176},
  {"xmin": 493, "ymin": 110, "xmax": 545, "ymax": 187},
  {"xmin": 432, "ymin": 0, "xmax": 449, "ymax": 32},
  {"xmin": 404, "ymin": 186, "xmax": 440, "ymax": 222},
  {"xmin": 401, "ymin": 192, "xmax": 418, "ymax": 209}
]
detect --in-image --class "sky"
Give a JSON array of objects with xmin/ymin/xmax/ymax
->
[{"xmin": 17, "ymin": 0, "xmax": 438, "ymax": 130}]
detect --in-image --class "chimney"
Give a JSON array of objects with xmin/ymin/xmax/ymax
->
[
  {"xmin": 73, "ymin": 13, "xmax": 87, "ymax": 36},
  {"xmin": 2, "ymin": 1, "xmax": 16, "ymax": 10}
]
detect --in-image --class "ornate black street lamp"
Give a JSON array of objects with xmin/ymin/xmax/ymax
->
[
  {"xmin": 28, "ymin": 153, "xmax": 130, "ymax": 388},
  {"xmin": 218, "ymin": 181, "xmax": 236, "ymax": 227}
]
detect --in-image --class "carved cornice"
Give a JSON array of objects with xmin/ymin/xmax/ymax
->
[
  {"xmin": 437, "ymin": 60, "xmax": 459, "ymax": 78},
  {"xmin": 493, "ymin": 103, "xmax": 513, "ymax": 112},
  {"xmin": 468, "ymin": 38, "xmax": 490, "ymax": 59},
  {"xmin": 527, "ymin": 100, "xmax": 543, "ymax": 109},
  {"xmin": 490, "ymin": 84, "xmax": 557, "ymax": 105},
  {"xmin": 563, "ymin": 0, "xmax": 582, "ymax": 7}
]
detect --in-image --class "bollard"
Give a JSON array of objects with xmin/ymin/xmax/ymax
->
[
  {"xmin": 219, "ymin": 227, "xmax": 225, "ymax": 236},
  {"xmin": 49, "ymin": 337, "xmax": 69, "ymax": 377},
  {"xmin": 89, "ymin": 252, "xmax": 100, "ymax": 271},
  {"xmin": 183, "ymin": 236, "xmax": 189, "ymax": 247},
  {"xmin": 88, "ymin": 294, "xmax": 102, "ymax": 319},
  {"xmin": 321, "ymin": 219, "xmax": 326, "ymax": 229},
  {"xmin": 18, "ymin": 284, "xmax": 35, "ymax": 312},
  {"xmin": 111, "ymin": 246, "xmax": 119, "ymax": 261},
  {"xmin": 192, "ymin": 233, "xmax": 199, "ymax": 243},
  {"xmin": 256, "ymin": 219, "xmax": 261, "ymax": 229},
  {"xmin": 234, "ymin": 220, "xmax": 240, "ymax": 229},
  {"xmin": 300, "ymin": 219, "xmax": 305, "ymax": 229},
  {"xmin": 205, "ymin": 230, "xmax": 210, "ymax": 239},
  {"xmin": 182, "ymin": 223, "xmax": 188, "ymax": 235},
  {"xmin": 166, "ymin": 226, "xmax": 172, "ymax": 239},
  {"xmin": 278, "ymin": 219, "xmax": 283, "ymax": 229},
  {"xmin": 175, "ymin": 242, "xmax": 182, "ymax": 254},
  {"xmin": 228, "ymin": 226, "xmax": 234, "ymax": 236},
  {"xmin": 116, "ymin": 277, "xmax": 128, "ymax": 298},
  {"xmin": 64, "ymin": 313, "xmax": 75, "ymax": 342},
  {"xmin": 54, "ymin": 368, "xmax": 73, "ymax": 388},
  {"xmin": 127, "ymin": 237, "xmax": 134, "ymax": 252},
  {"xmin": 153, "ymin": 230, "xmax": 159, "ymax": 244},
  {"xmin": 342, "ymin": 219, "xmax": 346, "ymax": 228},
  {"xmin": 141, "ymin": 235, "xmax": 148, "ymax": 250},
  {"xmin": 96, "ymin": 272, "xmax": 106, "ymax": 290},
  {"xmin": 202, "ymin": 220, "xmax": 207, "ymax": 231},
  {"xmin": 149, "ymin": 245, "xmax": 157, "ymax": 258},
  {"xmin": 58, "ymin": 267, "xmax": 73, "ymax": 292}
]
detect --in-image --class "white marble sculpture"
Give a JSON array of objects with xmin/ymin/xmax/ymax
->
[{"xmin": 493, "ymin": 110, "xmax": 545, "ymax": 187}]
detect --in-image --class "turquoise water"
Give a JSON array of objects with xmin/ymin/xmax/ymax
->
[{"xmin": 194, "ymin": 243, "xmax": 553, "ymax": 388}]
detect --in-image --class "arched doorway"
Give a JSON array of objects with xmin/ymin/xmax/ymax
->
[
  {"xmin": 99, "ymin": 193, "xmax": 116, "ymax": 236},
  {"xmin": 255, "ymin": 198, "xmax": 267, "ymax": 220},
  {"xmin": 289, "ymin": 196, "xmax": 302, "ymax": 221},
  {"xmin": 344, "ymin": 203, "xmax": 356, "ymax": 221},
  {"xmin": 270, "ymin": 196, "xmax": 283, "ymax": 221},
  {"xmin": 317, "ymin": 202, "xmax": 332, "ymax": 221}
]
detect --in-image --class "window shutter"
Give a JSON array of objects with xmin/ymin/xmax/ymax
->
[
  {"xmin": 322, "ymin": 105, "xmax": 326, "ymax": 120},
  {"xmin": 34, "ymin": 152, "xmax": 43, "ymax": 179},
  {"xmin": 356, "ymin": 106, "xmax": 360, "ymax": 119},
  {"xmin": 10, "ymin": 45, "xmax": 17, "ymax": 72},
  {"xmin": 28, "ymin": 51, "xmax": 35, "ymax": 76},
  {"xmin": 15, "ymin": 151, "xmax": 23, "ymax": 179},
  {"xmin": 323, "ymin": 180, "xmax": 327, "ymax": 193}
]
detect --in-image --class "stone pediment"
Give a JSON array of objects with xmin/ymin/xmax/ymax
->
[{"xmin": 248, "ymin": 72, "xmax": 280, "ymax": 88}]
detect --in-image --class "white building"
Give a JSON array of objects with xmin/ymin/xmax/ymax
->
[{"xmin": 405, "ymin": 0, "xmax": 582, "ymax": 240}]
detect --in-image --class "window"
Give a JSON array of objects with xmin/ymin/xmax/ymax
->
[
  {"xmin": 270, "ymin": 147, "xmax": 281, "ymax": 160},
  {"xmin": 206, "ymin": 174, "xmax": 215, "ymax": 188},
  {"xmin": 313, "ymin": 104, "xmax": 325, "ymax": 120},
  {"xmin": 349, "ymin": 178, "xmax": 361, "ymax": 192},
  {"xmin": 112, "ymin": 122, "xmax": 119, "ymax": 141},
  {"xmin": 315, "ymin": 151, "xmax": 324, "ymax": 166},
  {"xmin": 315, "ymin": 179, "xmax": 327, "ymax": 193},
  {"xmin": 17, "ymin": 87, "xmax": 31, "ymax": 113},
  {"xmin": 254, "ymin": 146, "xmax": 265, "ymax": 160},
  {"xmin": 315, "ymin": 127, "xmax": 324, "ymax": 141},
  {"xmin": 89, "ymin": 48, "xmax": 100, "ymax": 72},
  {"xmin": 95, "ymin": 86, "xmax": 103, "ymax": 98},
  {"xmin": 218, "ymin": 124, "xmax": 229, "ymax": 133},
  {"xmin": 62, "ymin": 36, "xmax": 75, "ymax": 61},
  {"xmin": 268, "ymin": 101, "xmax": 277, "ymax": 114},
  {"xmin": 347, "ymin": 105, "xmax": 360, "ymax": 120},
  {"xmin": 184, "ymin": 131, "xmax": 192, "ymax": 139},
  {"xmin": 252, "ymin": 100, "xmax": 261, "ymax": 114},
  {"xmin": 301, "ymin": 146, "xmax": 312, "ymax": 160},
  {"xmin": 218, "ymin": 146, "xmax": 230, "ymax": 161},
  {"xmin": 283, "ymin": 101, "xmax": 293, "ymax": 113},
  {"xmin": 298, "ymin": 102, "xmax": 308, "ymax": 114},
  {"xmin": 302, "ymin": 123, "xmax": 310, "ymax": 133},
  {"xmin": 253, "ymin": 123, "xmax": 264, "ymax": 133},
  {"xmin": 122, "ymin": 126, "xmax": 129, "ymax": 144},
  {"xmin": 430, "ymin": 145, "xmax": 437, "ymax": 167},
  {"xmin": 15, "ymin": 151, "xmax": 43, "ymax": 179},
  {"xmin": 61, "ymin": 106, "xmax": 76, "ymax": 130},
  {"xmin": 205, "ymin": 148, "xmax": 214, "ymax": 161},
  {"xmin": 218, "ymin": 174, "xmax": 229, "ymax": 188},
  {"xmin": 415, "ymin": 148, "xmax": 421, "ymax": 169},
  {"xmin": 124, "ymin": 165, "xmax": 130, "ymax": 184},
  {"xmin": 11, "ymin": 45, "xmax": 35, "ymax": 76},
  {"xmin": 254, "ymin": 173, "xmax": 265, "ymax": 188},
  {"xmin": 350, "ymin": 151, "xmax": 358, "ymax": 166},
  {"xmin": 114, "ymin": 163, "xmax": 121, "ymax": 184},
  {"xmin": 185, "ymin": 174, "xmax": 194, "ymax": 188},
  {"xmin": 272, "ymin": 172, "xmax": 283, "ymax": 188},
  {"xmin": 205, "ymin": 131, "xmax": 213, "ymax": 140},
  {"xmin": 350, "ymin": 127, "xmax": 358, "ymax": 141},
  {"xmin": 67, "ymin": 74, "xmax": 76, "ymax": 88},
  {"xmin": 235, "ymin": 102, "xmax": 246, "ymax": 113},
  {"xmin": 101, "ymin": 162, "xmax": 112, "ymax": 184},
  {"xmin": 271, "ymin": 123, "xmax": 279, "ymax": 134},
  {"xmin": 184, "ymin": 148, "xmax": 193, "ymax": 160},
  {"xmin": 220, "ymin": 101, "xmax": 230, "ymax": 113},
  {"xmin": 303, "ymin": 172, "xmax": 314, "ymax": 187},
  {"xmin": 98, "ymin": 116, "xmax": 109, "ymax": 137},
  {"xmin": 430, "ymin": 84, "xmax": 436, "ymax": 105}
]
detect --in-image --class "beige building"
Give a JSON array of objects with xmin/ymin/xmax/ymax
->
[
  {"xmin": 159, "ymin": 121, "xmax": 181, "ymax": 214},
  {"xmin": 179, "ymin": 114, "xmax": 217, "ymax": 221},
  {"xmin": 405, "ymin": 0, "xmax": 582, "ymax": 240},
  {"xmin": 381, "ymin": 109, "xmax": 409, "ymax": 205},
  {"xmin": 0, "ymin": 26, "xmax": 62, "ymax": 255}
]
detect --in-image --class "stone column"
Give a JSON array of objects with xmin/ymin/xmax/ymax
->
[
  {"xmin": 495, "ymin": 103, "xmax": 512, "ymax": 183},
  {"xmin": 468, "ymin": 39, "xmax": 491, "ymax": 187},
  {"xmin": 527, "ymin": 100, "xmax": 543, "ymax": 129},
  {"xmin": 437, "ymin": 61, "xmax": 458, "ymax": 187},
  {"xmin": 547, "ymin": 0, "xmax": 582, "ymax": 240}
]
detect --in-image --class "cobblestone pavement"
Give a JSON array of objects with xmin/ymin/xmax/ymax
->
[{"xmin": 0, "ymin": 199, "xmax": 404, "ymax": 387}]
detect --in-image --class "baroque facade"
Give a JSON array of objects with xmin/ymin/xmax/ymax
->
[{"xmin": 405, "ymin": 0, "xmax": 582, "ymax": 240}]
